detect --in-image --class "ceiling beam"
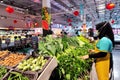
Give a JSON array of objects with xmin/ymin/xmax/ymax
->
[
  {"xmin": 51, "ymin": 3, "xmax": 61, "ymax": 10},
  {"xmin": 68, "ymin": 0, "xmax": 77, "ymax": 7},
  {"xmin": 54, "ymin": 0, "xmax": 70, "ymax": 9}
]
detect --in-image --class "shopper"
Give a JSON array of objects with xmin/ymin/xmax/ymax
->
[
  {"xmin": 81, "ymin": 21, "xmax": 114, "ymax": 80},
  {"xmin": 76, "ymin": 29, "xmax": 82, "ymax": 36},
  {"xmin": 88, "ymin": 28, "xmax": 94, "ymax": 42},
  {"xmin": 60, "ymin": 29, "xmax": 67, "ymax": 37}
]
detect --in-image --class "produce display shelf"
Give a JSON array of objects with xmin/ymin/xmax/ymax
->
[
  {"xmin": 37, "ymin": 57, "xmax": 58, "ymax": 80},
  {"xmin": 15, "ymin": 55, "xmax": 53, "ymax": 75},
  {"xmin": 0, "ymin": 53, "xmax": 30, "ymax": 68},
  {"xmin": 2, "ymin": 69, "xmax": 38, "ymax": 80},
  {"xmin": 1, "ymin": 56, "xmax": 58, "ymax": 80}
]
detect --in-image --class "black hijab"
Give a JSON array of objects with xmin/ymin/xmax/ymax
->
[{"xmin": 95, "ymin": 21, "xmax": 115, "ymax": 47}]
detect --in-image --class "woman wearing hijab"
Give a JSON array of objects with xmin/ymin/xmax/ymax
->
[{"xmin": 81, "ymin": 21, "xmax": 115, "ymax": 80}]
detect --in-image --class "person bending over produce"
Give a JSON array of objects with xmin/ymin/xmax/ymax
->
[{"xmin": 81, "ymin": 21, "xmax": 114, "ymax": 80}]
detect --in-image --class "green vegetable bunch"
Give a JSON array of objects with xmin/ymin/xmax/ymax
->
[
  {"xmin": 17, "ymin": 55, "xmax": 47, "ymax": 71},
  {"xmin": 57, "ymin": 45, "xmax": 92, "ymax": 80},
  {"xmin": 0, "ymin": 66, "xmax": 7, "ymax": 79},
  {"xmin": 38, "ymin": 35, "xmax": 94, "ymax": 80},
  {"xmin": 8, "ymin": 71, "xmax": 29, "ymax": 80},
  {"xmin": 78, "ymin": 36, "xmax": 90, "ymax": 43},
  {"xmin": 39, "ymin": 35, "xmax": 64, "ymax": 56}
]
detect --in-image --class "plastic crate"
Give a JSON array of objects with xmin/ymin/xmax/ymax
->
[{"xmin": 2, "ymin": 69, "xmax": 38, "ymax": 80}]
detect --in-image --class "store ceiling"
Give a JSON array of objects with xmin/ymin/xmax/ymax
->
[{"xmin": 0, "ymin": 0, "xmax": 120, "ymax": 25}]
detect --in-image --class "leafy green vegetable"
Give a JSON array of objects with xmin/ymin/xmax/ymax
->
[
  {"xmin": 0, "ymin": 66, "xmax": 7, "ymax": 79},
  {"xmin": 38, "ymin": 35, "xmax": 94, "ymax": 80},
  {"xmin": 17, "ymin": 55, "xmax": 47, "ymax": 71},
  {"xmin": 8, "ymin": 71, "xmax": 29, "ymax": 80}
]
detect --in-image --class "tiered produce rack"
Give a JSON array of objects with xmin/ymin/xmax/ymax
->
[
  {"xmin": 38, "ymin": 35, "xmax": 94, "ymax": 80},
  {"xmin": 0, "ymin": 35, "xmax": 94, "ymax": 80},
  {"xmin": 0, "ymin": 51, "xmax": 57, "ymax": 80}
]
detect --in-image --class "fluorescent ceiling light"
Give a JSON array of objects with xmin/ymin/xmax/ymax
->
[
  {"xmin": 95, "ymin": 0, "xmax": 102, "ymax": 1},
  {"xmin": 98, "ymin": 10, "xmax": 105, "ymax": 12},
  {"xmin": 52, "ymin": 1, "xmax": 69, "ymax": 11},
  {"xmin": 98, "ymin": 11, "xmax": 105, "ymax": 14},
  {"xmin": 97, "ymin": 4, "xmax": 105, "ymax": 9},
  {"xmin": 95, "ymin": 0, "xmax": 105, "ymax": 1},
  {"xmin": 97, "ymin": 6, "xmax": 105, "ymax": 9},
  {"xmin": 96, "ymin": 0, "xmax": 105, "ymax": 4}
]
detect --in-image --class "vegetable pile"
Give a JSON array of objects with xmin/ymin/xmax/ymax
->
[
  {"xmin": 0, "ymin": 66, "xmax": 8, "ymax": 79},
  {"xmin": 0, "ymin": 53, "xmax": 26, "ymax": 67},
  {"xmin": 0, "ymin": 50, "xmax": 9, "ymax": 58},
  {"xmin": 7, "ymin": 71, "xmax": 29, "ymax": 80},
  {"xmin": 38, "ymin": 35, "xmax": 94, "ymax": 80},
  {"xmin": 17, "ymin": 55, "xmax": 47, "ymax": 71}
]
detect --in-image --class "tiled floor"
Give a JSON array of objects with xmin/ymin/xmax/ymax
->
[{"xmin": 112, "ymin": 46, "xmax": 120, "ymax": 80}]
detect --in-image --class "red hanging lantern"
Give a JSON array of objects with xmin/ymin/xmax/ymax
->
[
  {"xmin": 106, "ymin": 3, "xmax": 115, "ymax": 10},
  {"xmin": 13, "ymin": 20, "xmax": 17, "ymax": 24},
  {"xmin": 6, "ymin": 6, "xmax": 14, "ymax": 13},
  {"xmin": 111, "ymin": 20, "xmax": 115, "ymax": 24},
  {"xmin": 67, "ymin": 18, "xmax": 72, "ymax": 22},
  {"xmin": 73, "ymin": 10, "xmax": 79, "ymax": 16},
  {"xmin": 42, "ymin": 20, "xmax": 49, "ymax": 30}
]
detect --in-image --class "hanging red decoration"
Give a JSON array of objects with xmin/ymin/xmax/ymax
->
[
  {"xmin": 106, "ymin": 3, "xmax": 115, "ymax": 10},
  {"xmin": 8, "ymin": 26, "xmax": 14, "ymax": 30},
  {"xmin": 111, "ymin": 20, "xmax": 115, "ymax": 24},
  {"xmin": 42, "ymin": 20, "xmax": 49, "ymax": 30},
  {"xmin": 35, "ymin": 22, "xmax": 39, "ymax": 26},
  {"xmin": 69, "ymin": 23, "xmax": 72, "ymax": 26},
  {"xmin": 33, "ymin": 0, "xmax": 40, "ymax": 3},
  {"xmin": 67, "ymin": 18, "xmax": 72, "ymax": 22},
  {"xmin": 73, "ymin": 10, "xmax": 79, "ymax": 16},
  {"xmin": 6, "ymin": 6, "xmax": 14, "ymax": 13},
  {"xmin": 13, "ymin": 20, "xmax": 17, "ymax": 24}
]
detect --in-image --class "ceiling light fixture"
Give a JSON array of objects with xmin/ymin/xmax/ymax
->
[
  {"xmin": 97, "ymin": 4, "xmax": 105, "ymax": 9},
  {"xmin": 0, "ymin": 0, "xmax": 3, "ymax": 3}
]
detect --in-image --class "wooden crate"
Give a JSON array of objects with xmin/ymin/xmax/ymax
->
[
  {"xmin": 0, "ymin": 66, "xmax": 12, "ymax": 80},
  {"xmin": 2, "ymin": 69, "xmax": 38, "ymax": 80},
  {"xmin": 0, "ymin": 53, "xmax": 30, "ymax": 68},
  {"xmin": 15, "ymin": 55, "xmax": 52, "ymax": 75},
  {"xmin": 37, "ymin": 57, "xmax": 58, "ymax": 80}
]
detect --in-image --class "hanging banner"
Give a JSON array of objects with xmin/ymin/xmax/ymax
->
[
  {"xmin": 25, "ymin": 16, "xmax": 33, "ymax": 28},
  {"xmin": 80, "ymin": 4, "xmax": 84, "ymax": 15},
  {"xmin": 80, "ymin": 4, "xmax": 84, "ymax": 21},
  {"xmin": 42, "ymin": 7, "xmax": 51, "ymax": 30}
]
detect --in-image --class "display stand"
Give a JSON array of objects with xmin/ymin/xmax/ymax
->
[{"xmin": 37, "ymin": 57, "xmax": 58, "ymax": 80}]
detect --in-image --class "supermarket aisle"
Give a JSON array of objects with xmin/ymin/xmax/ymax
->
[{"xmin": 112, "ymin": 45, "xmax": 120, "ymax": 80}]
